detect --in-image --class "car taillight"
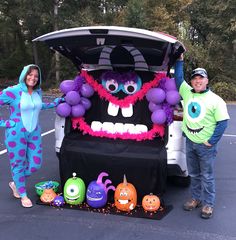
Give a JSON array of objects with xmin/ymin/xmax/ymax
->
[{"xmin": 173, "ymin": 108, "xmax": 183, "ymax": 121}]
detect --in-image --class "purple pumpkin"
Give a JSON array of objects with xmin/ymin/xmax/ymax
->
[
  {"xmin": 59, "ymin": 80, "xmax": 75, "ymax": 94},
  {"xmin": 151, "ymin": 109, "xmax": 167, "ymax": 124},
  {"xmin": 53, "ymin": 195, "xmax": 65, "ymax": 207},
  {"xmin": 56, "ymin": 102, "xmax": 71, "ymax": 117},
  {"xmin": 166, "ymin": 90, "xmax": 180, "ymax": 105},
  {"xmin": 71, "ymin": 104, "xmax": 85, "ymax": 117},
  {"xmin": 146, "ymin": 88, "xmax": 166, "ymax": 104},
  {"xmin": 80, "ymin": 83, "xmax": 94, "ymax": 98},
  {"xmin": 65, "ymin": 91, "xmax": 81, "ymax": 106},
  {"xmin": 86, "ymin": 172, "xmax": 115, "ymax": 208}
]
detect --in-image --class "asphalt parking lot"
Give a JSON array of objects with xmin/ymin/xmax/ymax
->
[{"xmin": 0, "ymin": 103, "xmax": 235, "ymax": 240}]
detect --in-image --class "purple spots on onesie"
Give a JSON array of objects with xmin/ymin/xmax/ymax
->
[
  {"xmin": 5, "ymin": 121, "xmax": 11, "ymax": 128},
  {"xmin": 31, "ymin": 168, "xmax": 37, "ymax": 173},
  {"xmin": 0, "ymin": 100, "xmax": 4, "ymax": 105},
  {"xmin": 10, "ymin": 106, "xmax": 15, "ymax": 113},
  {"xmin": 21, "ymin": 127, "xmax": 26, "ymax": 132},
  {"xmin": 19, "ymin": 176, "xmax": 25, "ymax": 182},
  {"xmin": 9, "ymin": 152, "xmax": 15, "ymax": 159},
  {"xmin": 18, "ymin": 187, "xmax": 26, "ymax": 194},
  {"xmin": 6, "ymin": 91, "xmax": 16, "ymax": 100},
  {"xmin": 28, "ymin": 142, "xmax": 36, "ymax": 150},
  {"xmin": 33, "ymin": 156, "xmax": 41, "ymax": 164},
  {"xmin": 19, "ymin": 149, "xmax": 26, "ymax": 157},
  {"xmin": 13, "ymin": 118, "xmax": 20, "ymax": 122},
  {"xmin": 17, "ymin": 113, "xmax": 21, "ymax": 116},
  {"xmin": 37, "ymin": 150, "xmax": 42, "ymax": 154},
  {"xmin": 20, "ymin": 138, "xmax": 27, "ymax": 145},
  {"xmin": 8, "ymin": 141, "xmax": 16, "ymax": 148},
  {"xmin": 32, "ymin": 136, "xmax": 38, "ymax": 141},
  {"xmin": 11, "ymin": 130, "xmax": 16, "ymax": 135}
]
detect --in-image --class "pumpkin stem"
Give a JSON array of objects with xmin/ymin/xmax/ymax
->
[
  {"xmin": 123, "ymin": 174, "xmax": 128, "ymax": 186},
  {"xmin": 106, "ymin": 185, "xmax": 115, "ymax": 193},
  {"xmin": 104, "ymin": 179, "xmax": 112, "ymax": 188},
  {"xmin": 97, "ymin": 172, "xmax": 109, "ymax": 184}
]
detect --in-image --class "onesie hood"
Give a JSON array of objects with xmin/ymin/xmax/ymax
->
[{"xmin": 18, "ymin": 64, "xmax": 42, "ymax": 92}]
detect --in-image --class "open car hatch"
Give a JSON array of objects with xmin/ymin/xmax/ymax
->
[{"xmin": 33, "ymin": 26, "xmax": 185, "ymax": 73}]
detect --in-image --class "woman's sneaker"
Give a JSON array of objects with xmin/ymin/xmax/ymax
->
[
  {"xmin": 183, "ymin": 199, "xmax": 202, "ymax": 211},
  {"xmin": 201, "ymin": 205, "xmax": 213, "ymax": 219}
]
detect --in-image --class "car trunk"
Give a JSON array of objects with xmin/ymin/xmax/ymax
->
[{"xmin": 34, "ymin": 26, "xmax": 184, "ymax": 199}]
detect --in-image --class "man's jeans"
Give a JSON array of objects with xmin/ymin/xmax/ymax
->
[{"xmin": 186, "ymin": 138, "xmax": 217, "ymax": 207}]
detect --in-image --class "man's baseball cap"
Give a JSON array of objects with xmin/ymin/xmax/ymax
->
[{"xmin": 191, "ymin": 68, "xmax": 208, "ymax": 79}]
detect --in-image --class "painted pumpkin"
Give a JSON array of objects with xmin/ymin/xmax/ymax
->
[
  {"xmin": 63, "ymin": 172, "xmax": 86, "ymax": 205},
  {"xmin": 86, "ymin": 172, "xmax": 115, "ymax": 208},
  {"xmin": 53, "ymin": 195, "xmax": 65, "ymax": 207},
  {"xmin": 142, "ymin": 193, "xmax": 160, "ymax": 212},
  {"xmin": 40, "ymin": 188, "xmax": 57, "ymax": 203},
  {"xmin": 114, "ymin": 175, "xmax": 137, "ymax": 212}
]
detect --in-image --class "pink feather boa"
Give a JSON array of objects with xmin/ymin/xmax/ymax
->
[
  {"xmin": 80, "ymin": 70, "xmax": 166, "ymax": 108},
  {"xmin": 72, "ymin": 117, "xmax": 165, "ymax": 140}
]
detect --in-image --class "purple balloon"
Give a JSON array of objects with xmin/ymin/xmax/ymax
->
[
  {"xmin": 166, "ymin": 90, "xmax": 180, "ymax": 105},
  {"xmin": 56, "ymin": 103, "xmax": 71, "ymax": 117},
  {"xmin": 165, "ymin": 78, "xmax": 177, "ymax": 91},
  {"xmin": 74, "ymin": 76, "xmax": 84, "ymax": 91},
  {"xmin": 71, "ymin": 104, "xmax": 85, "ymax": 117},
  {"xmin": 60, "ymin": 80, "xmax": 75, "ymax": 94},
  {"xmin": 80, "ymin": 97, "xmax": 91, "ymax": 110},
  {"xmin": 151, "ymin": 109, "xmax": 166, "ymax": 124},
  {"xmin": 65, "ymin": 91, "xmax": 81, "ymax": 106},
  {"xmin": 148, "ymin": 102, "xmax": 162, "ymax": 112},
  {"xmin": 80, "ymin": 83, "xmax": 94, "ymax": 98},
  {"xmin": 146, "ymin": 88, "xmax": 166, "ymax": 104}
]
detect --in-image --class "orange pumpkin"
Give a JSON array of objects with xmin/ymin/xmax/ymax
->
[
  {"xmin": 40, "ymin": 188, "xmax": 57, "ymax": 203},
  {"xmin": 114, "ymin": 175, "xmax": 137, "ymax": 212},
  {"xmin": 142, "ymin": 193, "xmax": 160, "ymax": 212}
]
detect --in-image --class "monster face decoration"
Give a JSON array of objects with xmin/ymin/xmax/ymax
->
[
  {"xmin": 63, "ymin": 172, "xmax": 86, "ymax": 205},
  {"xmin": 114, "ymin": 175, "xmax": 137, "ymax": 212},
  {"xmin": 56, "ymin": 45, "xmax": 180, "ymax": 142},
  {"xmin": 86, "ymin": 172, "xmax": 115, "ymax": 208}
]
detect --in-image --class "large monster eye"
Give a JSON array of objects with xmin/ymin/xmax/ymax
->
[
  {"xmin": 122, "ymin": 77, "xmax": 142, "ymax": 95},
  {"xmin": 66, "ymin": 184, "xmax": 79, "ymax": 197},
  {"xmin": 102, "ymin": 79, "xmax": 120, "ymax": 93},
  {"xmin": 186, "ymin": 100, "xmax": 206, "ymax": 122}
]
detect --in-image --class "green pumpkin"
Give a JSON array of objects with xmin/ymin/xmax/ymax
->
[{"xmin": 63, "ymin": 173, "xmax": 86, "ymax": 205}]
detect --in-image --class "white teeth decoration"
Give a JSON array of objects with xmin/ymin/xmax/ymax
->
[
  {"xmin": 114, "ymin": 123, "xmax": 125, "ymax": 133},
  {"xmin": 91, "ymin": 121, "xmax": 148, "ymax": 134},
  {"xmin": 107, "ymin": 102, "xmax": 134, "ymax": 118},
  {"xmin": 102, "ymin": 122, "xmax": 115, "ymax": 134},
  {"xmin": 91, "ymin": 121, "xmax": 102, "ymax": 131},
  {"xmin": 107, "ymin": 102, "xmax": 119, "ymax": 116},
  {"xmin": 121, "ymin": 104, "xmax": 133, "ymax": 117}
]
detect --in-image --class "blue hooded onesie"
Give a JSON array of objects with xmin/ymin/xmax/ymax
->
[{"xmin": 0, "ymin": 64, "xmax": 61, "ymax": 197}]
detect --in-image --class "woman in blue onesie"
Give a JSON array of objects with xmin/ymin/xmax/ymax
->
[{"xmin": 0, "ymin": 64, "xmax": 62, "ymax": 208}]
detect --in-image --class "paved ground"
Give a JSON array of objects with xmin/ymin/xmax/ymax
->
[{"xmin": 0, "ymin": 102, "xmax": 235, "ymax": 240}]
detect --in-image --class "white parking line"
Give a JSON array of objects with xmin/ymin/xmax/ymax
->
[
  {"xmin": 0, "ymin": 129, "xmax": 55, "ymax": 156},
  {"xmin": 223, "ymin": 134, "xmax": 236, "ymax": 137}
]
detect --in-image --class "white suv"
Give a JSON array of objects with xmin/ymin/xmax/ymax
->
[{"xmin": 34, "ymin": 26, "xmax": 188, "ymax": 197}]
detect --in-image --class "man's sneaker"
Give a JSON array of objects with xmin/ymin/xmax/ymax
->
[
  {"xmin": 183, "ymin": 199, "xmax": 202, "ymax": 211},
  {"xmin": 201, "ymin": 205, "xmax": 213, "ymax": 219}
]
